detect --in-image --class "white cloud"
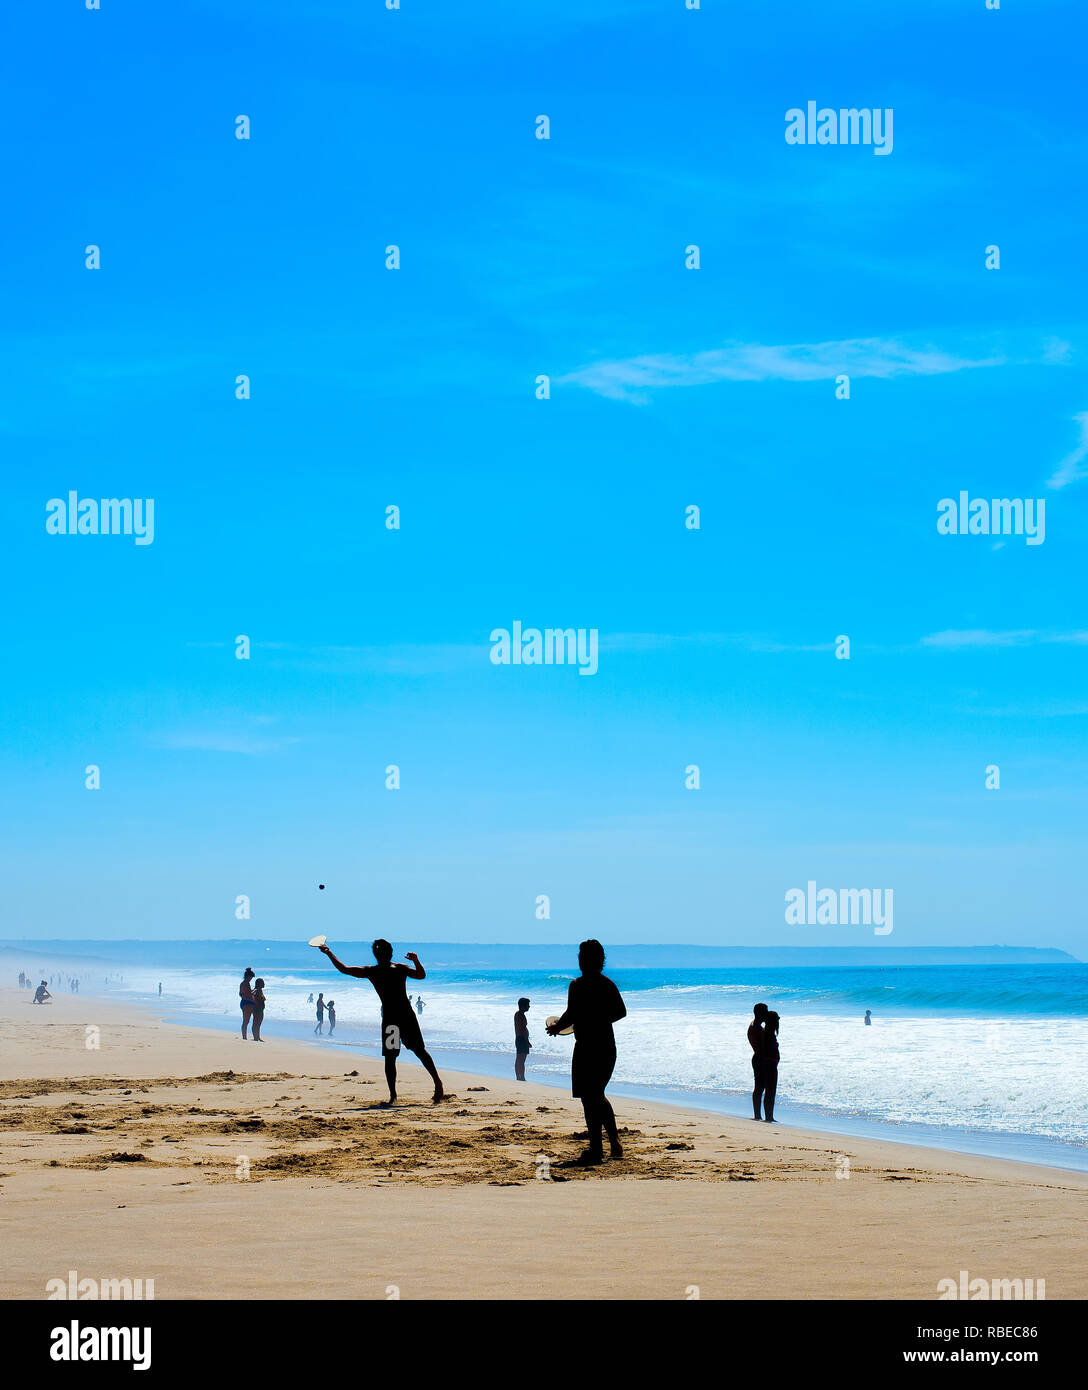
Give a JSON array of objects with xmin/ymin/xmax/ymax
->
[
  {"xmin": 261, "ymin": 641, "xmax": 481, "ymax": 675},
  {"xmin": 153, "ymin": 731, "xmax": 301, "ymax": 756},
  {"xmin": 559, "ymin": 336, "xmax": 1007, "ymax": 402},
  {"xmin": 602, "ymin": 632, "xmax": 835, "ymax": 654},
  {"xmin": 921, "ymin": 629, "xmax": 1088, "ymax": 650},
  {"xmin": 151, "ymin": 713, "xmax": 300, "ymax": 756},
  {"xmin": 921, "ymin": 630, "xmax": 1037, "ymax": 649},
  {"xmin": 1046, "ymin": 411, "xmax": 1088, "ymax": 490}
]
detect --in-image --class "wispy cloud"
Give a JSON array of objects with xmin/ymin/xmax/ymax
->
[
  {"xmin": 965, "ymin": 700, "xmax": 1088, "ymax": 719},
  {"xmin": 260, "ymin": 641, "xmax": 481, "ymax": 676},
  {"xmin": 151, "ymin": 713, "xmax": 300, "ymax": 757},
  {"xmin": 152, "ymin": 731, "xmax": 301, "ymax": 756},
  {"xmin": 560, "ymin": 336, "xmax": 1010, "ymax": 402},
  {"xmin": 602, "ymin": 632, "xmax": 834, "ymax": 654},
  {"xmin": 1047, "ymin": 411, "xmax": 1088, "ymax": 490},
  {"xmin": 921, "ymin": 629, "xmax": 1088, "ymax": 650}
]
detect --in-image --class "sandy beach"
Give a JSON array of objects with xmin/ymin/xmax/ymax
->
[{"xmin": 1, "ymin": 987, "xmax": 1085, "ymax": 1301}]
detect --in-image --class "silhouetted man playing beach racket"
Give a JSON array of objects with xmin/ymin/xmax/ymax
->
[{"xmin": 319, "ymin": 940, "xmax": 444, "ymax": 1104}]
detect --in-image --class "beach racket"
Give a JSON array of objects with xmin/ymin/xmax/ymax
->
[
  {"xmin": 546, "ymin": 1014, "xmax": 574, "ymax": 1036},
  {"xmin": 308, "ymin": 934, "xmax": 328, "ymax": 948}
]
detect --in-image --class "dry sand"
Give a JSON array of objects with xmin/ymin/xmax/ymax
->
[{"xmin": 1, "ymin": 988, "xmax": 1085, "ymax": 1300}]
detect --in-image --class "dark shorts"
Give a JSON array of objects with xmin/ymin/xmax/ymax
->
[
  {"xmin": 753, "ymin": 1058, "xmax": 778, "ymax": 1088},
  {"xmin": 382, "ymin": 1010, "xmax": 425, "ymax": 1057},
  {"xmin": 515, "ymin": 1040, "xmax": 531, "ymax": 1054},
  {"xmin": 571, "ymin": 1043, "xmax": 616, "ymax": 1099},
  {"xmin": 240, "ymin": 1000, "xmax": 254, "ymax": 1010}
]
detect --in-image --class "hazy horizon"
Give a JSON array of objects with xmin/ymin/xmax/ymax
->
[{"xmin": 3, "ymin": 938, "xmax": 1080, "ymax": 964}]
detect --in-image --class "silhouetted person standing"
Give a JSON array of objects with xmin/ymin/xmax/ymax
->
[
  {"xmin": 547, "ymin": 940, "xmax": 626, "ymax": 1165},
  {"xmin": 327, "ymin": 1000, "xmax": 336, "ymax": 1036},
  {"xmin": 760, "ymin": 1011, "xmax": 780, "ymax": 1122},
  {"xmin": 320, "ymin": 941, "xmax": 444, "ymax": 1104},
  {"xmin": 239, "ymin": 968, "xmax": 256, "ymax": 1039},
  {"xmin": 251, "ymin": 978, "xmax": 266, "ymax": 1041},
  {"xmin": 864, "ymin": 1009, "xmax": 872, "ymax": 1026},
  {"xmin": 748, "ymin": 1002, "xmax": 769, "ymax": 1120},
  {"xmin": 314, "ymin": 993, "xmax": 325, "ymax": 1034},
  {"xmin": 514, "ymin": 997, "xmax": 531, "ymax": 1080}
]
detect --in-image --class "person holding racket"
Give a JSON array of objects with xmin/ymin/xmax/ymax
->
[
  {"xmin": 318, "ymin": 940, "xmax": 444, "ymax": 1105},
  {"xmin": 546, "ymin": 939, "xmax": 626, "ymax": 1165}
]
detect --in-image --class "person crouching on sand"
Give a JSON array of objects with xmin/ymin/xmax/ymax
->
[
  {"xmin": 251, "ymin": 978, "xmax": 266, "ymax": 1041},
  {"xmin": 33, "ymin": 981, "xmax": 52, "ymax": 1005},
  {"xmin": 319, "ymin": 940, "xmax": 444, "ymax": 1105},
  {"xmin": 546, "ymin": 940, "xmax": 626, "ymax": 1166}
]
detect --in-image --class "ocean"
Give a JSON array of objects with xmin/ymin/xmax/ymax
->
[{"xmin": 7, "ymin": 940, "xmax": 1087, "ymax": 1172}]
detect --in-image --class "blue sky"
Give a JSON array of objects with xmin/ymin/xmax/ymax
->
[{"xmin": 1, "ymin": 1, "xmax": 1086, "ymax": 951}]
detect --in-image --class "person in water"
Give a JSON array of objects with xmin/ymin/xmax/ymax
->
[
  {"xmin": 864, "ymin": 1009, "xmax": 872, "ymax": 1026},
  {"xmin": 513, "ymin": 997, "xmax": 531, "ymax": 1081},
  {"xmin": 239, "ymin": 968, "xmax": 256, "ymax": 1039},
  {"xmin": 326, "ymin": 1000, "xmax": 336, "ymax": 1036},
  {"xmin": 314, "ymin": 993, "xmax": 325, "ymax": 1034},
  {"xmin": 546, "ymin": 940, "xmax": 626, "ymax": 1165},
  {"xmin": 251, "ymin": 978, "xmax": 266, "ymax": 1041},
  {"xmin": 320, "ymin": 940, "xmax": 444, "ymax": 1104}
]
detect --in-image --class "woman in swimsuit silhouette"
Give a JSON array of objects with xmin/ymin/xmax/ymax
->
[{"xmin": 239, "ymin": 968, "xmax": 256, "ymax": 1039}]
